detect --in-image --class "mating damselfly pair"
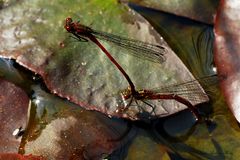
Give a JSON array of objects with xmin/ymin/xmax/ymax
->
[{"xmin": 64, "ymin": 17, "xmax": 218, "ymax": 120}]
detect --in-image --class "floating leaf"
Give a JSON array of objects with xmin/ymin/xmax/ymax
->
[
  {"xmin": 0, "ymin": 0, "xmax": 208, "ymax": 120},
  {"xmin": 128, "ymin": 0, "xmax": 219, "ymax": 24},
  {"xmin": 0, "ymin": 153, "xmax": 44, "ymax": 160},
  {"xmin": 0, "ymin": 78, "xmax": 29, "ymax": 153},
  {"xmin": 214, "ymin": 0, "xmax": 240, "ymax": 122}
]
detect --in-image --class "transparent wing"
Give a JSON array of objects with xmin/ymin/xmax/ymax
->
[
  {"xmin": 91, "ymin": 29, "xmax": 167, "ymax": 64},
  {"xmin": 152, "ymin": 75, "xmax": 219, "ymax": 104}
]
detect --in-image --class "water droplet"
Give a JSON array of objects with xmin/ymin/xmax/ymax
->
[
  {"xmin": 12, "ymin": 128, "xmax": 20, "ymax": 136},
  {"xmin": 35, "ymin": 99, "xmax": 40, "ymax": 105},
  {"xmin": 212, "ymin": 67, "xmax": 217, "ymax": 73},
  {"xmin": 81, "ymin": 62, "xmax": 87, "ymax": 66}
]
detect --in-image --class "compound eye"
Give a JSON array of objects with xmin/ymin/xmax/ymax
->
[{"xmin": 66, "ymin": 17, "xmax": 73, "ymax": 23}]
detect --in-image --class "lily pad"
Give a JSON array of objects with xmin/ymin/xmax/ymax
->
[
  {"xmin": 0, "ymin": 0, "xmax": 208, "ymax": 120},
  {"xmin": 0, "ymin": 78, "xmax": 29, "ymax": 153},
  {"xmin": 214, "ymin": 0, "xmax": 240, "ymax": 122},
  {"xmin": 0, "ymin": 153, "xmax": 44, "ymax": 160},
  {"xmin": 128, "ymin": 0, "xmax": 219, "ymax": 24}
]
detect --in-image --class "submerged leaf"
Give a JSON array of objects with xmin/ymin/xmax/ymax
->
[{"xmin": 21, "ymin": 86, "xmax": 136, "ymax": 159}]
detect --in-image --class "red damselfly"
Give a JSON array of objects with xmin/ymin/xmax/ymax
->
[
  {"xmin": 64, "ymin": 17, "xmax": 217, "ymax": 120},
  {"xmin": 64, "ymin": 17, "xmax": 166, "ymax": 95},
  {"xmin": 117, "ymin": 74, "xmax": 218, "ymax": 120}
]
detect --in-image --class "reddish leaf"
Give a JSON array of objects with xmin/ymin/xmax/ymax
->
[
  {"xmin": 0, "ymin": 153, "xmax": 45, "ymax": 160},
  {"xmin": 214, "ymin": 0, "xmax": 240, "ymax": 122},
  {"xmin": 0, "ymin": 78, "xmax": 29, "ymax": 152}
]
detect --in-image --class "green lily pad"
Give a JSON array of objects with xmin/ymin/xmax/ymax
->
[{"xmin": 0, "ymin": 0, "xmax": 208, "ymax": 120}]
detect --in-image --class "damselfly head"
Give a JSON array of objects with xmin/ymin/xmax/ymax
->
[
  {"xmin": 120, "ymin": 86, "xmax": 132, "ymax": 100},
  {"xmin": 65, "ymin": 17, "xmax": 73, "ymax": 32},
  {"xmin": 66, "ymin": 17, "xmax": 73, "ymax": 23}
]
